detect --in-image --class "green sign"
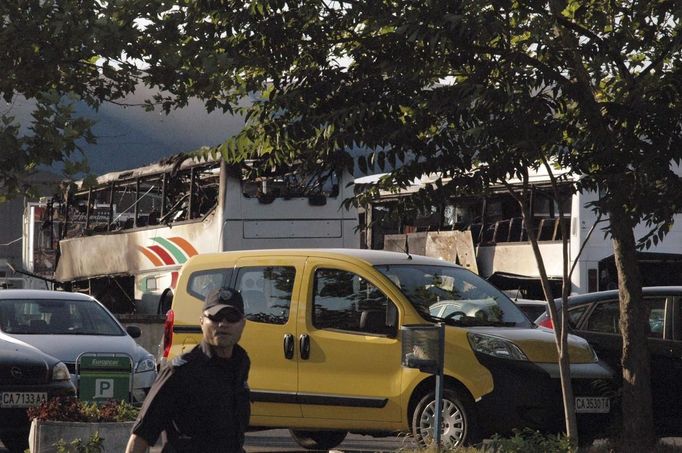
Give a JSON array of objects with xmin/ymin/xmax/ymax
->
[{"xmin": 78, "ymin": 354, "xmax": 132, "ymax": 403}]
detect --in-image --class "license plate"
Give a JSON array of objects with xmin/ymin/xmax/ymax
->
[
  {"xmin": 575, "ymin": 396, "xmax": 610, "ymax": 413},
  {"xmin": 1, "ymin": 392, "xmax": 47, "ymax": 408}
]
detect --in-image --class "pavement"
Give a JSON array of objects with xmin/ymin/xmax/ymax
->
[
  {"xmin": 148, "ymin": 430, "xmax": 414, "ymax": 452},
  {"xmin": 4, "ymin": 431, "xmax": 681, "ymax": 452}
]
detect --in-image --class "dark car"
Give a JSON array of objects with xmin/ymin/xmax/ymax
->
[
  {"xmin": 535, "ymin": 287, "xmax": 682, "ymax": 436},
  {"xmin": 502, "ymin": 291, "xmax": 549, "ymax": 323},
  {"xmin": 0, "ymin": 332, "xmax": 75, "ymax": 453},
  {"xmin": 513, "ymin": 299, "xmax": 549, "ymax": 323}
]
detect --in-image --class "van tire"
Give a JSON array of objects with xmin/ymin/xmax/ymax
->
[
  {"xmin": 412, "ymin": 388, "xmax": 477, "ymax": 449},
  {"xmin": 289, "ymin": 429, "xmax": 347, "ymax": 450}
]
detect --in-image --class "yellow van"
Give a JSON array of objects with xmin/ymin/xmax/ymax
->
[{"xmin": 160, "ymin": 249, "xmax": 614, "ymax": 449}]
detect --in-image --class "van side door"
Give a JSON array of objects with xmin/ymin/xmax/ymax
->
[
  {"xmin": 297, "ymin": 257, "xmax": 403, "ymax": 423},
  {"xmin": 235, "ymin": 256, "xmax": 306, "ymax": 419}
]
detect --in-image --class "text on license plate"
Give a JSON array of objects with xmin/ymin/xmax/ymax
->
[
  {"xmin": 575, "ymin": 396, "xmax": 610, "ymax": 413},
  {"xmin": 1, "ymin": 392, "xmax": 47, "ymax": 408}
]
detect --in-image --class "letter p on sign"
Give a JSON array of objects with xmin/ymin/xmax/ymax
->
[{"xmin": 94, "ymin": 378, "xmax": 114, "ymax": 399}]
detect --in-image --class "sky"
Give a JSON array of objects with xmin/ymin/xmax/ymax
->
[
  {"xmin": 3, "ymin": 86, "xmax": 378, "ymax": 179},
  {"xmin": 80, "ymin": 85, "xmax": 247, "ymax": 174},
  {"xmin": 3, "ymin": 85, "xmax": 246, "ymax": 176}
]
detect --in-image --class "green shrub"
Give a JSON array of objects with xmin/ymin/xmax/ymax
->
[
  {"xmin": 54, "ymin": 431, "xmax": 104, "ymax": 453},
  {"xmin": 397, "ymin": 429, "xmax": 575, "ymax": 453},
  {"xmin": 485, "ymin": 428, "xmax": 575, "ymax": 453},
  {"xmin": 27, "ymin": 397, "xmax": 139, "ymax": 422}
]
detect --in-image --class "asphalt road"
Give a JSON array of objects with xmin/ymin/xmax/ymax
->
[
  {"xmin": 4, "ymin": 431, "xmax": 681, "ymax": 452},
  {"xmin": 0, "ymin": 429, "xmax": 414, "ymax": 453},
  {"xmin": 241, "ymin": 430, "xmax": 415, "ymax": 452}
]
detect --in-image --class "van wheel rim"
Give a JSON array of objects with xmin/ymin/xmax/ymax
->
[{"xmin": 417, "ymin": 398, "xmax": 465, "ymax": 448}]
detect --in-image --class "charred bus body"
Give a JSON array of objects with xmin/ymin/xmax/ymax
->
[
  {"xmin": 26, "ymin": 154, "xmax": 358, "ymax": 314},
  {"xmin": 360, "ymin": 168, "xmax": 682, "ymax": 298}
]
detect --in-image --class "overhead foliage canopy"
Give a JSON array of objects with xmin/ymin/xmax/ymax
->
[
  {"xmin": 0, "ymin": 0, "xmax": 144, "ymax": 200},
  {"xmin": 132, "ymin": 0, "xmax": 682, "ymax": 244}
]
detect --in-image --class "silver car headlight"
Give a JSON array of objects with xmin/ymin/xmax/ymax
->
[
  {"xmin": 135, "ymin": 356, "xmax": 157, "ymax": 373},
  {"xmin": 468, "ymin": 332, "xmax": 528, "ymax": 361},
  {"xmin": 52, "ymin": 362, "xmax": 71, "ymax": 381}
]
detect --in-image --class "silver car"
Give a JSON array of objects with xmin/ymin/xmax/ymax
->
[{"xmin": 0, "ymin": 290, "xmax": 156, "ymax": 403}]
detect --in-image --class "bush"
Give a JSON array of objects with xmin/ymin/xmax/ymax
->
[
  {"xmin": 396, "ymin": 429, "xmax": 576, "ymax": 453},
  {"xmin": 54, "ymin": 431, "xmax": 104, "ymax": 453},
  {"xmin": 484, "ymin": 428, "xmax": 575, "ymax": 453},
  {"xmin": 27, "ymin": 397, "xmax": 139, "ymax": 423}
]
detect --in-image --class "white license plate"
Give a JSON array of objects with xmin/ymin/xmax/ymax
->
[
  {"xmin": 1, "ymin": 392, "xmax": 47, "ymax": 408},
  {"xmin": 575, "ymin": 396, "xmax": 610, "ymax": 413}
]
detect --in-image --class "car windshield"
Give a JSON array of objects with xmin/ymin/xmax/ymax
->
[
  {"xmin": 374, "ymin": 264, "xmax": 531, "ymax": 327},
  {"xmin": 0, "ymin": 298, "xmax": 124, "ymax": 336}
]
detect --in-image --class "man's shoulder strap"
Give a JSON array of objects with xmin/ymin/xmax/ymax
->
[
  {"xmin": 170, "ymin": 355, "xmax": 189, "ymax": 367},
  {"xmin": 170, "ymin": 344, "xmax": 205, "ymax": 368}
]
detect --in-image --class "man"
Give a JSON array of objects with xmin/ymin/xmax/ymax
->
[{"xmin": 126, "ymin": 288, "xmax": 250, "ymax": 453}]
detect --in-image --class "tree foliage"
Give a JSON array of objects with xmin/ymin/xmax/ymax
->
[
  {"xmin": 0, "ymin": 0, "xmax": 144, "ymax": 200},
  {"xmin": 134, "ymin": 0, "xmax": 682, "ymax": 238}
]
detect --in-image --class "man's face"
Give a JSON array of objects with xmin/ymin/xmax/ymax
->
[{"xmin": 200, "ymin": 308, "xmax": 246, "ymax": 350}]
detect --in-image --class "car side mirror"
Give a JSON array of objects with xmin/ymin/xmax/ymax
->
[{"xmin": 126, "ymin": 325, "xmax": 141, "ymax": 338}]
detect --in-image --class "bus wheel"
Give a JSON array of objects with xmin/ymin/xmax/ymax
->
[
  {"xmin": 289, "ymin": 429, "xmax": 347, "ymax": 450},
  {"xmin": 412, "ymin": 388, "xmax": 477, "ymax": 449}
]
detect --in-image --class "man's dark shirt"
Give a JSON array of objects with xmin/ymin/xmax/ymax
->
[{"xmin": 132, "ymin": 342, "xmax": 251, "ymax": 453}]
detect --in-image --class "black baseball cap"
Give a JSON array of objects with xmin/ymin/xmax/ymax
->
[{"xmin": 203, "ymin": 288, "xmax": 244, "ymax": 317}]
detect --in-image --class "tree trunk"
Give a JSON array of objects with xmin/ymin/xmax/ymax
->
[
  {"xmin": 514, "ymin": 185, "xmax": 578, "ymax": 442},
  {"xmin": 608, "ymin": 203, "xmax": 655, "ymax": 452}
]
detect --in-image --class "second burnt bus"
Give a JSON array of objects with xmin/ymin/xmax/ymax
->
[{"xmin": 360, "ymin": 167, "xmax": 682, "ymax": 298}]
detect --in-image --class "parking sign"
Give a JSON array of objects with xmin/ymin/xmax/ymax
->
[{"xmin": 77, "ymin": 354, "xmax": 133, "ymax": 403}]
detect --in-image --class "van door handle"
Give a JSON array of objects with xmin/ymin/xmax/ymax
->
[
  {"xmin": 299, "ymin": 334, "xmax": 310, "ymax": 360},
  {"xmin": 283, "ymin": 333, "xmax": 294, "ymax": 359}
]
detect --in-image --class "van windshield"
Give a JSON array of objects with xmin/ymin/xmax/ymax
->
[{"xmin": 374, "ymin": 264, "xmax": 531, "ymax": 327}]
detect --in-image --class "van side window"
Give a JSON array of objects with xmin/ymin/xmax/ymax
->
[
  {"xmin": 235, "ymin": 266, "xmax": 294, "ymax": 325},
  {"xmin": 187, "ymin": 269, "xmax": 233, "ymax": 300},
  {"xmin": 313, "ymin": 268, "xmax": 396, "ymax": 336}
]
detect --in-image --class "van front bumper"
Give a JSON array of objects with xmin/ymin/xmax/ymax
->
[{"xmin": 473, "ymin": 353, "xmax": 616, "ymax": 439}]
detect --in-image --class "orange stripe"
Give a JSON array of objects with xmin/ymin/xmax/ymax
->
[
  {"xmin": 168, "ymin": 237, "xmax": 199, "ymax": 257},
  {"xmin": 138, "ymin": 246, "xmax": 164, "ymax": 267}
]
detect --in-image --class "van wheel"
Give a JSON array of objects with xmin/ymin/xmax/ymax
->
[
  {"xmin": 289, "ymin": 429, "xmax": 347, "ymax": 450},
  {"xmin": 412, "ymin": 388, "xmax": 477, "ymax": 449}
]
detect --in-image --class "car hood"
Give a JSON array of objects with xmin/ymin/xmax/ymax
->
[
  {"xmin": 470, "ymin": 326, "xmax": 596, "ymax": 363},
  {"xmin": 9, "ymin": 334, "xmax": 147, "ymax": 364},
  {"xmin": 0, "ymin": 333, "xmax": 58, "ymax": 368},
  {"xmin": 1, "ymin": 348, "xmax": 49, "ymax": 369}
]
